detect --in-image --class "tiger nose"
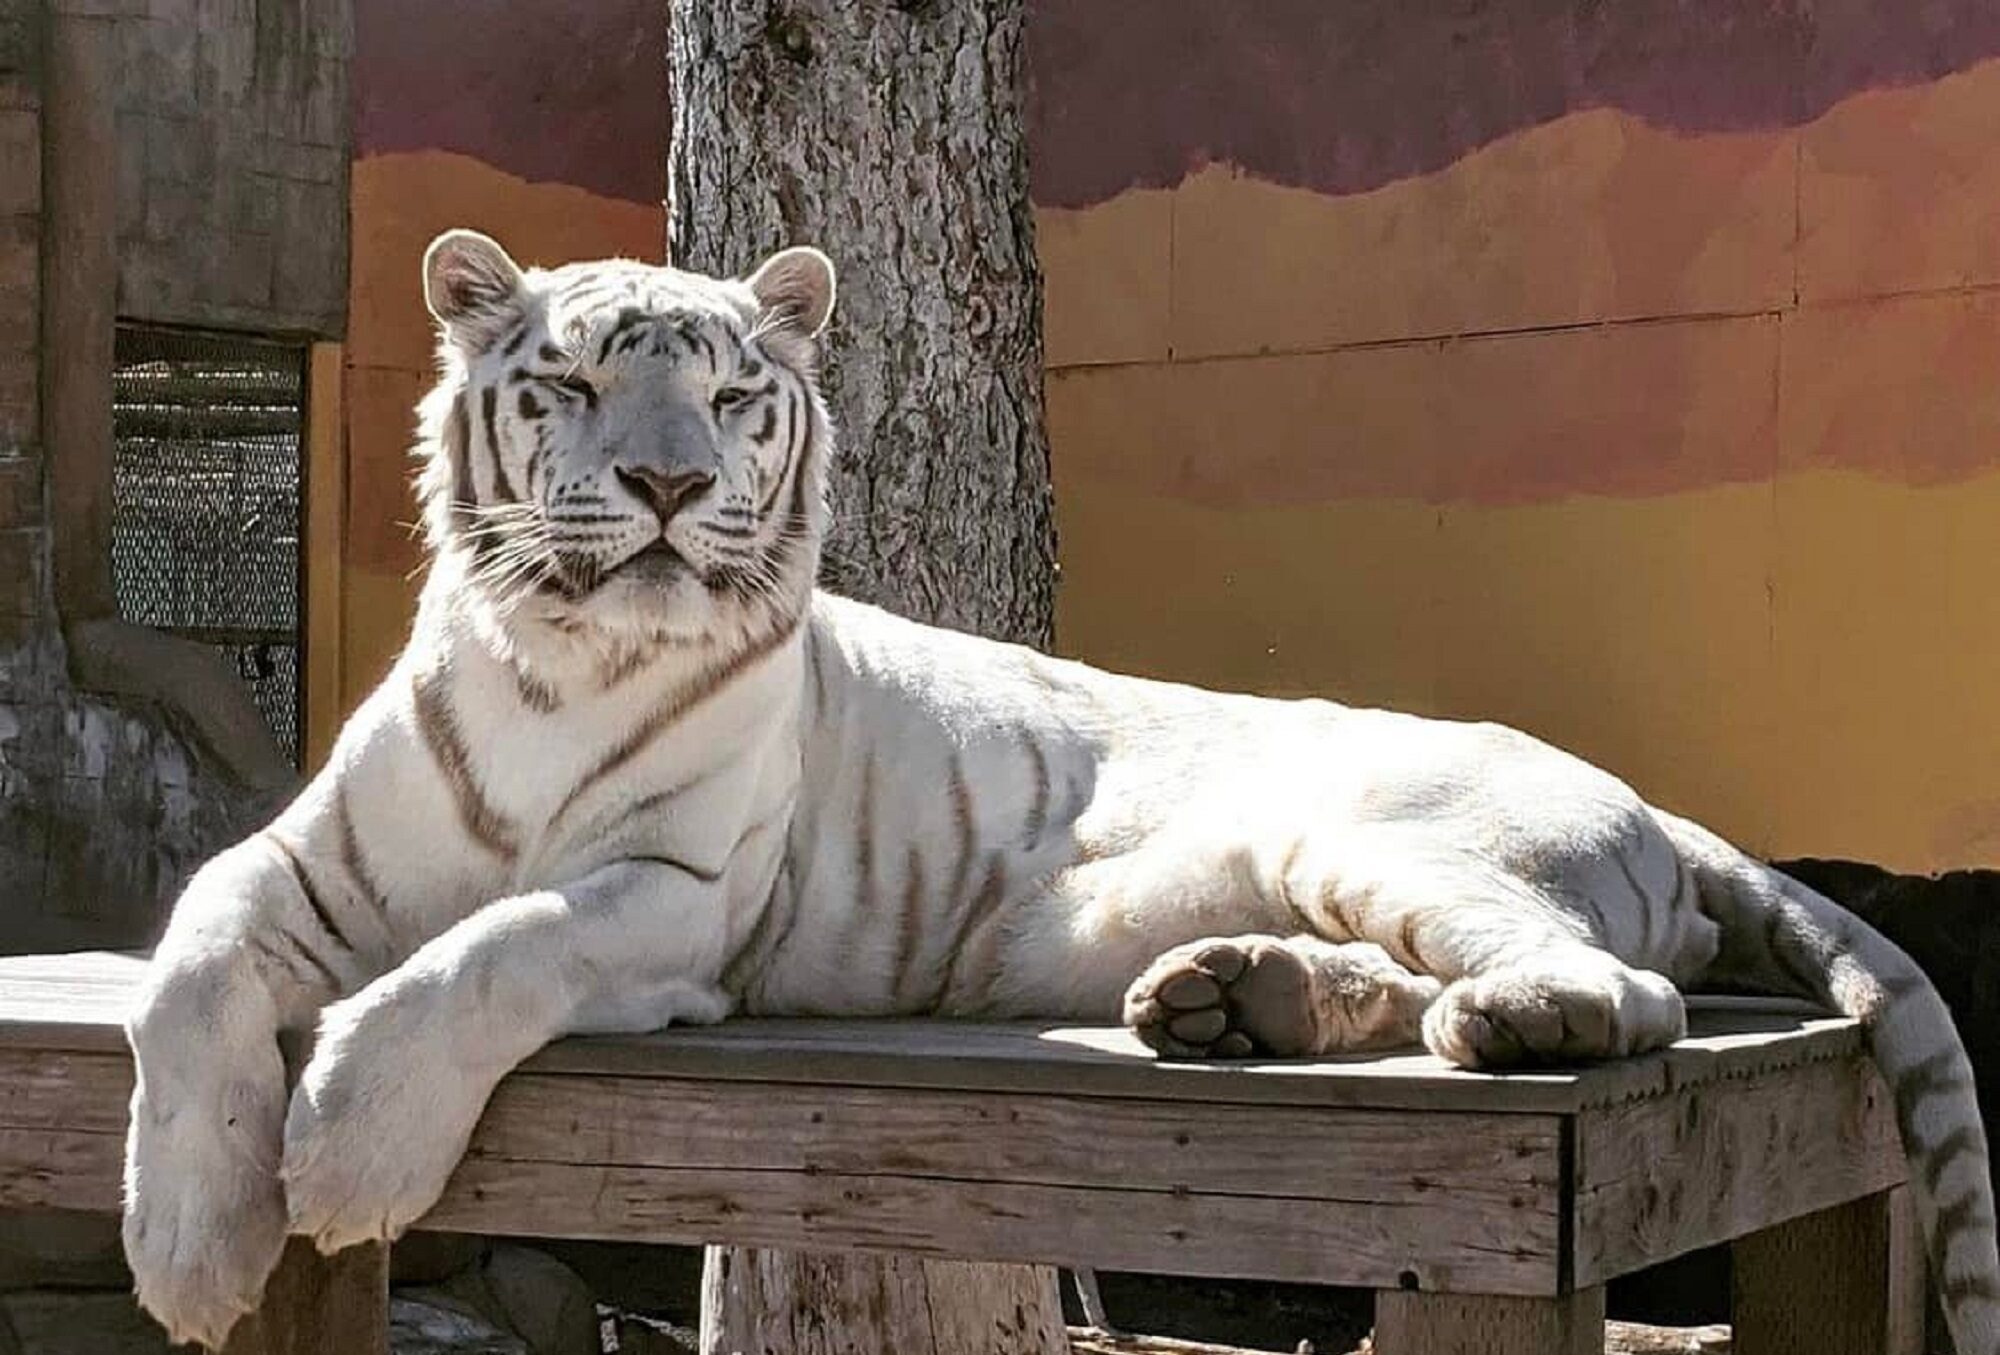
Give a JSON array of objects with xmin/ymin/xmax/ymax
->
[{"xmin": 615, "ymin": 463, "xmax": 716, "ymax": 525}]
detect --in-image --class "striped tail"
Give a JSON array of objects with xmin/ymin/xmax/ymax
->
[{"xmin": 1658, "ymin": 810, "xmax": 2000, "ymax": 1355}]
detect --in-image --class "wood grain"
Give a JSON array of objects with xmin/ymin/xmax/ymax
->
[
  {"xmin": 0, "ymin": 953, "xmax": 1912, "ymax": 1299},
  {"xmin": 698, "ymin": 1249, "xmax": 1068, "ymax": 1355},
  {"xmin": 471, "ymin": 1072, "xmax": 1560, "ymax": 1207},
  {"xmin": 1572, "ymin": 1052, "xmax": 1905, "ymax": 1286},
  {"xmin": 218, "ymin": 1238, "xmax": 387, "ymax": 1355},
  {"xmin": 1373, "ymin": 1286, "xmax": 1606, "ymax": 1355},
  {"xmin": 0, "ymin": 953, "xmax": 1859, "ymax": 1114},
  {"xmin": 0, "ymin": 1046, "xmax": 1563, "ymax": 1292},
  {"xmin": 0, "ymin": 1049, "xmax": 131, "ymax": 1213},
  {"xmin": 668, "ymin": 0, "xmax": 1055, "ymax": 646},
  {"xmin": 920, "ymin": 1259, "xmax": 1071, "ymax": 1355},
  {"xmin": 427, "ymin": 1156, "xmax": 1561, "ymax": 1294},
  {"xmin": 1733, "ymin": 1189, "xmax": 1926, "ymax": 1355}
]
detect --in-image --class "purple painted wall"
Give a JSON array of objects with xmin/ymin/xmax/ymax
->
[
  {"xmin": 353, "ymin": 0, "xmax": 667, "ymax": 205},
  {"xmin": 1024, "ymin": 0, "xmax": 2000, "ymax": 207}
]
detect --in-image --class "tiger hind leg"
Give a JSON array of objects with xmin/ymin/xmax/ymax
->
[{"xmin": 1122, "ymin": 934, "xmax": 1442, "ymax": 1059}]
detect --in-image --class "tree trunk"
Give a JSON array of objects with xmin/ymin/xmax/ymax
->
[
  {"xmin": 668, "ymin": 0, "xmax": 1055, "ymax": 648},
  {"xmin": 671, "ymin": 1, "xmax": 1064, "ymax": 1350},
  {"xmin": 699, "ymin": 1247, "xmax": 1069, "ymax": 1355}
]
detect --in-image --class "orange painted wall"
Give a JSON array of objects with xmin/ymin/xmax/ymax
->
[
  {"xmin": 337, "ymin": 153, "xmax": 662, "ymax": 715},
  {"xmin": 1035, "ymin": 27, "xmax": 2000, "ymax": 873},
  {"xmin": 312, "ymin": 1, "xmax": 666, "ymax": 759}
]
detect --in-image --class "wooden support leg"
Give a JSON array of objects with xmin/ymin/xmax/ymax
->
[
  {"xmin": 699, "ymin": 1247, "xmax": 1067, "ymax": 1355},
  {"xmin": 218, "ymin": 1238, "xmax": 387, "ymax": 1355},
  {"xmin": 1371, "ymin": 1287, "xmax": 1605, "ymax": 1355},
  {"xmin": 1733, "ymin": 1186, "xmax": 1926, "ymax": 1355}
]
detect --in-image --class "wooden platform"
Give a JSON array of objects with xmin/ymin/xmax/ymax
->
[{"xmin": 0, "ymin": 952, "xmax": 1926, "ymax": 1354}]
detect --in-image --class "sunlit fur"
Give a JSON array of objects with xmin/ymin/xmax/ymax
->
[
  {"xmin": 410, "ymin": 250, "xmax": 828, "ymax": 674},
  {"xmin": 122, "ymin": 234, "xmax": 2000, "ymax": 1355}
]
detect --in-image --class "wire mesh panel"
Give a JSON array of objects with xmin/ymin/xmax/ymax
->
[{"xmin": 111, "ymin": 327, "xmax": 308, "ymax": 766}]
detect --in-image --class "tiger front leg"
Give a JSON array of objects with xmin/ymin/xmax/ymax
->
[
  {"xmin": 123, "ymin": 837, "xmax": 360, "ymax": 1350},
  {"xmin": 280, "ymin": 858, "xmax": 736, "ymax": 1253}
]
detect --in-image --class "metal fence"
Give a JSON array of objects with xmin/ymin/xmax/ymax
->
[{"xmin": 111, "ymin": 326, "xmax": 307, "ymax": 766}]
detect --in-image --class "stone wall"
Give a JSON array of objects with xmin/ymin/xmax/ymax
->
[
  {"xmin": 0, "ymin": 0, "xmax": 348, "ymax": 954},
  {"xmin": 0, "ymin": 0, "xmax": 52, "ymax": 933},
  {"xmin": 114, "ymin": 0, "xmax": 349, "ymax": 337}
]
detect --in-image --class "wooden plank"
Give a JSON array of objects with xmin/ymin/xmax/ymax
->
[
  {"xmin": 0, "ymin": 1124, "xmax": 123, "ymax": 1213},
  {"xmin": 0, "ymin": 1047, "xmax": 132, "ymax": 1133},
  {"xmin": 0, "ymin": 1048, "xmax": 1560, "ymax": 1216},
  {"xmin": 0, "ymin": 953, "xmax": 1864, "ymax": 1115},
  {"xmin": 0, "ymin": 1051, "xmax": 131, "ymax": 1214},
  {"xmin": 1886, "ymin": 1188, "xmax": 1932, "ymax": 1355},
  {"xmin": 0, "ymin": 951, "xmax": 147, "ymax": 1048},
  {"xmin": 0, "ymin": 1064, "xmax": 1562, "ymax": 1293},
  {"xmin": 42, "ymin": 5, "xmax": 120, "ymax": 620},
  {"xmin": 1372, "ymin": 1286, "xmax": 1606, "ymax": 1355},
  {"xmin": 219, "ymin": 1238, "xmax": 387, "ymax": 1355},
  {"xmin": 516, "ymin": 1007, "xmax": 1862, "ymax": 1114},
  {"xmin": 303, "ymin": 339, "xmax": 346, "ymax": 774},
  {"xmin": 0, "ymin": 1043, "xmax": 1563, "ymax": 1293},
  {"xmin": 1573, "ymin": 1052, "xmax": 1904, "ymax": 1286},
  {"xmin": 425, "ymin": 1157, "xmax": 1562, "ymax": 1294},
  {"xmin": 1732, "ymin": 1188, "xmax": 1926, "ymax": 1355},
  {"xmin": 472, "ymin": 1073, "xmax": 1560, "ymax": 1207}
]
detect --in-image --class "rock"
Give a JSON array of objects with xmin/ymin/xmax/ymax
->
[
  {"xmin": 1069, "ymin": 1332, "xmax": 1272, "ymax": 1354},
  {"xmin": 528, "ymin": 1241, "xmax": 703, "ymax": 1316},
  {"xmin": 1605, "ymin": 1322, "xmax": 1731, "ymax": 1354},
  {"xmin": 420, "ymin": 1243, "xmax": 599, "ymax": 1355},
  {"xmin": 480, "ymin": 1246, "xmax": 600, "ymax": 1355},
  {"xmin": 0, "ymin": 1211, "xmax": 129, "ymax": 1291},
  {"xmin": 604, "ymin": 1309, "xmax": 698, "ymax": 1354},
  {"xmin": 393, "ymin": 1233, "xmax": 492, "ymax": 1288},
  {"xmin": 390, "ymin": 1295, "xmax": 526, "ymax": 1355},
  {"xmin": 0, "ymin": 1288, "xmax": 556, "ymax": 1355},
  {"xmin": 0, "ymin": 1290, "xmax": 171, "ymax": 1355}
]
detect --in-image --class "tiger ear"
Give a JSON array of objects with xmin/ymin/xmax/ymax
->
[
  {"xmin": 423, "ymin": 229, "xmax": 524, "ymax": 346},
  {"xmin": 746, "ymin": 246, "xmax": 836, "ymax": 338}
]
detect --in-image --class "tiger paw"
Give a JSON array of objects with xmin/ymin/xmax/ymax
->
[
  {"xmin": 124, "ymin": 1107, "xmax": 288, "ymax": 1350},
  {"xmin": 281, "ymin": 986, "xmax": 489, "ymax": 1252},
  {"xmin": 1122, "ymin": 935, "xmax": 1322, "ymax": 1059},
  {"xmin": 1421, "ymin": 959, "xmax": 1685, "ymax": 1068}
]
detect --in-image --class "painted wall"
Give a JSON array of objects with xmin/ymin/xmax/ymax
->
[
  {"xmin": 323, "ymin": 0, "xmax": 666, "ymax": 749},
  {"xmin": 1028, "ymin": 1, "xmax": 2000, "ymax": 873},
  {"xmin": 324, "ymin": 4, "xmax": 2000, "ymax": 873}
]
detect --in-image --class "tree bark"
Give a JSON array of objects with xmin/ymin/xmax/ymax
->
[
  {"xmin": 671, "ymin": 1, "xmax": 1065, "ymax": 1349},
  {"xmin": 699, "ymin": 1247, "xmax": 1068, "ymax": 1355},
  {"xmin": 668, "ymin": 0, "xmax": 1055, "ymax": 648}
]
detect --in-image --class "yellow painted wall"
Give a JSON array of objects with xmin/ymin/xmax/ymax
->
[
  {"xmin": 331, "ymin": 151, "xmax": 663, "ymax": 723},
  {"xmin": 1041, "ymin": 59, "xmax": 2000, "ymax": 873}
]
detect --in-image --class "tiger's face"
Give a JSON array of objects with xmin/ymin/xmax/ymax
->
[{"xmin": 415, "ymin": 229, "xmax": 836, "ymax": 647}]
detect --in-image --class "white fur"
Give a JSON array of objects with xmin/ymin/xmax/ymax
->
[{"xmin": 122, "ymin": 240, "xmax": 2000, "ymax": 1354}]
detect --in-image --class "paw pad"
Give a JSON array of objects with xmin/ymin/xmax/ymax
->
[{"xmin": 1123, "ymin": 938, "xmax": 1320, "ymax": 1059}]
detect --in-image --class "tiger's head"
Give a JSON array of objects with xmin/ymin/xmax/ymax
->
[{"xmin": 413, "ymin": 229, "xmax": 836, "ymax": 649}]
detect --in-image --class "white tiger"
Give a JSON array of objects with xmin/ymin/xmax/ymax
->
[{"xmin": 122, "ymin": 230, "xmax": 2000, "ymax": 1352}]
